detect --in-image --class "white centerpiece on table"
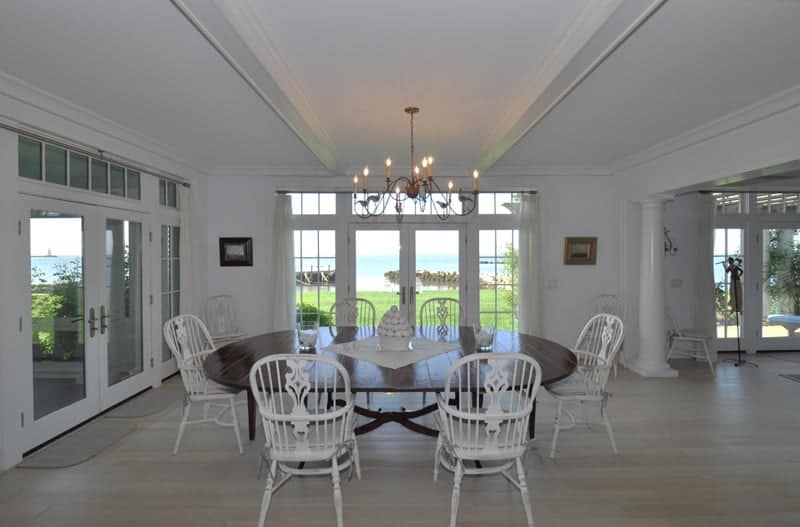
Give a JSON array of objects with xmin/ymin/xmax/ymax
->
[{"xmin": 377, "ymin": 306, "xmax": 413, "ymax": 352}]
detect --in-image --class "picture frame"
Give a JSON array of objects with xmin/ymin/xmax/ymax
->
[
  {"xmin": 564, "ymin": 237, "xmax": 597, "ymax": 265},
  {"xmin": 219, "ymin": 237, "xmax": 252, "ymax": 267}
]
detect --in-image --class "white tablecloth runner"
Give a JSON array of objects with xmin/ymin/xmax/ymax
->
[{"xmin": 321, "ymin": 337, "xmax": 460, "ymax": 369}]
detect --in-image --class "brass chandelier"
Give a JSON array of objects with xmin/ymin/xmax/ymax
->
[{"xmin": 352, "ymin": 106, "xmax": 479, "ymax": 220}]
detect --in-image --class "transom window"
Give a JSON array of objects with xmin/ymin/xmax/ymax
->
[
  {"xmin": 19, "ymin": 136, "xmax": 141, "ymax": 200},
  {"xmin": 479, "ymin": 192, "xmax": 520, "ymax": 215},
  {"xmin": 158, "ymin": 179, "xmax": 179, "ymax": 209},
  {"xmin": 756, "ymin": 193, "xmax": 800, "ymax": 214},
  {"xmin": 290, "ymin": 193, "xmax": 336, "ymax": 215},
  {"xmin": 713, "ymin": 192, "xmax": 744, "ymax": 215}
]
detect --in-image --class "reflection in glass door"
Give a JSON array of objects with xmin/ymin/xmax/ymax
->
[
  {"xmin": 413, "ymin": 230, "xmax": 460, "ymax": 324},
  {"xmin": 354, "ymin": 229, "xmax": 403, "ymax": 318},
  {"xmin": 104, "ymin": 219, "xmax": 144, "ymax": 386},
  {"xmin": 30, "ymin": 210, "xmax": 87, "ymax": 419}
]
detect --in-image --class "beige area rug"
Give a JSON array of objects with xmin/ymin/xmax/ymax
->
[
  {"xmin": 19, "ymin": 419, "xmax": 136, "ymax": 468},
  {"xmin": 104, "ymin": 382, "xmax": 183, "ymax": 419}
]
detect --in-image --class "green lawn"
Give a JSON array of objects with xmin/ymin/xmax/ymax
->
[{"xmin": 297, "ymin": 288, "xmax": 517, "ymax": 330}]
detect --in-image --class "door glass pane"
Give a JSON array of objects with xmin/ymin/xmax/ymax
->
[
  {"xmin": 415, "ymin": 230, "xmax": 460, "ymax": 327},
  {"xmin": 109, "ymin": 165, "xmax": 125, "ymax": 196},
  {"xmin": 45, "ymin": 145, "xmax": 67, "ymax": 185},
  {"xmin": 161, "ymin": 225, "xmax": 181, "ymax": 362},
  {"xmin": 30, "ymin": 210, "xmax": 85, "ymax": 419},
  {"xmin": 354, "ymin": 230, "xmax": 400, "ymax": 320},
  {"xmin": 105, "ymin": 219, "xmax": 143, "ymax": 386},
  {"xmin": 19, "ymin": 137, "xmax": 42, "ymax": 181},
  {"xmin": 479, "ymin": 229, "xmax": 519, "ymax": 331},
  {"xmin": 91, "ymin": 159, "xmax": 108, "ymax": 193},
  {"xmin": 762, "ymin": 228, "xmax": 800, "ymax": 338},
  {"xmin": 713, "ymin": 228, "xmax": 743, "ymax": 339},
  {"xmin": 69, "ymin": 152, "xmax": 89, "ymax": 189},
  {"xmin": 127, "ymin": 170, "xmax": 140, "ymax": 200}
]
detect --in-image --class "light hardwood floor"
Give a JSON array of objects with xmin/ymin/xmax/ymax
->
[{"xmin": 2, "ymin": 353, "xmax": 800, "ymax": 526}]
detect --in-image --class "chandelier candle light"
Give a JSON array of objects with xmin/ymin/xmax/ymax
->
[{"xmin": 352, "ymin": 106, "xmax": 480, "ymax": 219}]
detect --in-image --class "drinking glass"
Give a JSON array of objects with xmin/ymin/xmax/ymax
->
[{"xmin": 472, "ymin": 323, "xmax": 496, "ymax": 352}]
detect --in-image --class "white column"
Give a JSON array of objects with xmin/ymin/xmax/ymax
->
[{"xmin": 633, "ymin": 199, "xmax": 678, "ymax": 377}]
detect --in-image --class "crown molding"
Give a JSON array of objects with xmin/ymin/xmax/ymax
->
[
  {"xmin": 0, "ymin": 71, "xmax": 204, "ymax": 176},
  {"xmin": 172, "ymin": 0, "xmax": 337, "ymax": 170},
  {"xmin": 478, "ymin": 0, "xmax": 625, "ymax": 164},
  {"xmin": 487, "ymin": 165, "xmax": 612, "ymax": 177},
  {"xmin": 479, "ymin": 0, "xmax": 669, "ymax": 171},
  {"xmin": 614, "ymin": 82, "xmax": 800, "ymax": 174},
  {"xmin": 209, "ymin": 165, "xmax": 334, "ymax": 177}
]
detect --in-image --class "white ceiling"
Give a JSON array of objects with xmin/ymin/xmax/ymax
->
[
  {"xmin": 1, "ymin": 0, "xmax": 800, "ymax": 177},
  {"xmin": 0, "ymin": 0, "xmax": 322, "ymax": 171}
]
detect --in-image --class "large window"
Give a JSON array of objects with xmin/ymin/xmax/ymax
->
[
  {"xmin": 479, "ymin": 229, "xmax": 519, "ymax": 331},
  {"xmin": 294, "ymin": 230, "xmax": 336, "ymax": 327},
  {"xmin": 161, "ymin": 225, "xmax": 181, "ymax": 361}
]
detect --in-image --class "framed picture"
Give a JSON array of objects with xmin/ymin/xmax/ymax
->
[
  {"xmin": 219, "ymin": 237, "xmax": 252, "ymax": 267},
  {"xmin": 564, "ymin": 237, "xmax": 597, "ymax": 265}
]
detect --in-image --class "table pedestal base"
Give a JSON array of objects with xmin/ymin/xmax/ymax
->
[{"xmin": 353, "ymin": 403, "xmax": 439, "ymax": 437}]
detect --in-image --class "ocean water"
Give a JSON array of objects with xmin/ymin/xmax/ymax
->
[
  {"xmin": 355, "ymin": 254, "xmax": 459, "ymax": 291},
  {"xmin": 31, "ymin": 255, "xmax": 82, "ymax": 283}
]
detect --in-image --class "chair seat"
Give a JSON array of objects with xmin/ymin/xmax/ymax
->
[
  {"xmin": 207, "ymin": 380, "xmax": 242, "ymax": 395},
  {"xmin": 546, "ymin": 372, "xmax": 597, "ymax": 399},
  {"xmin": 674, "ymin": 329, "xmax": 709, "ymax": 339},
  {"xmin": 266, "ymin": 421, "xmax": 351, "ymax": 463},
  {"xmin": 441, "ymin": 421, "xmax": 528, "ymax": 461}
]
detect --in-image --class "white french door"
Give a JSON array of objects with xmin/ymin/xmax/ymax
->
[
  {"xmin": 349, "ymin": 224, "xmax": 464, "ymax": 325},
  {"xmin": 22, "ymin": 196, "xmax": 152, "ymax": 450}
]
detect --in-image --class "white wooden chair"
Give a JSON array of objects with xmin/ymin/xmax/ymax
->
[
  {"xmin": 547, "ymin": 313, "xmax": 623, "ymax": 458},
  {"xmin": 666, "ymin": 314, "xmax": 715, "ymax": 375},
  {"xmin": 205, "ymin": 294, "xmax": 247, "ymax": 345},
  {"xmin": 418, "ymin": 297, "xmax": 463, "ymax": 339},
  {"xmin": 592, "ymin": 293, "xmax": 626, "ymax": 375},
  {"xmin": 249, "ymin": 354, "xmax": 360, "ymax": 527},
  {"xmin": 163, "ymin": 314, "xmax": 243, "ymax": 455},
  {"xmin": 328, "ymin": 297, "xmax": 377, "ymax": 338},
  {"xmin": 434, "ymin": 353, "xmax": 542, "ymax": 527}
]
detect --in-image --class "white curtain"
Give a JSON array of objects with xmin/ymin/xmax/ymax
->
[
  {"xmin": 518, "ymin": 193, "xmax": 542, "ymax": 335},
  {"xmin": 179, "ymin": 184, "xmax": 197, "ymax": 316},
  {"xmin": 694, "ymin": 193, "xmax": 717, "ymax": 357},
  {"xmin": 270, "ymin": 194, "xmax": 296, "ymax": 331}
]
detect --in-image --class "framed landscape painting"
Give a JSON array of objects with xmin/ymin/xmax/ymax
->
[
  {"xmin": 219, "ymin": 237, "xmax": 252, "ymax": 267},
  {"xmin": 564, "ymin": 237, "xmax": 597, "ymax": 265}
]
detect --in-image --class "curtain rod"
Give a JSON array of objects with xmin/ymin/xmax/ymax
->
[{"xmin": 0, "ymin": 118, "xmax": 190, "ymax": 187}]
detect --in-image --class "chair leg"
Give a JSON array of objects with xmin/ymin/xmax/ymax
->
[
  {"xmin": 331, "ymin": 456, "xmax": 344, "ymax": 527},
  {"xmin": 516, "ymin": 457, "xmax": 535, "ymax": 527},
  {"xmin": 703, "ymin": 340, "xmax": 715, "ymax": 376},
  {"xmin": 550, "ymin": 400, "xmax": 562, "ymax": 459},
  {"xmin": 433, "ymin": 434, "xmax": 443, "ymax": 481},
  {"xmin": 353, "ymin": 440, "xmax": 362, "ymax": 480},
  {"xmin": 602, "ymin": 400, "xmax": 618, "ymax": 454},
  {"xmin": 229, "ymin": 397, "xmax": 244, "ymax": 455},
  {"xmin": 449, "ymin": 461, "xmax": 464, "ymax": 527},
  {"xmin": 665, "ymin": 341, "xmax": 675, "ymax": 362},
  {"xmin": 257, "ymin": 460, "xmax": 277, "ymax": 527},
  {"xmin": 173, "ymin": 400, "xmax": 191, "ymax": 455}
]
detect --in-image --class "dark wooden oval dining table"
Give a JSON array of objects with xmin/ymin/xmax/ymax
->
[{"xmin": 205, "ymin": 327, "xmax": 577, "ymax": 441}]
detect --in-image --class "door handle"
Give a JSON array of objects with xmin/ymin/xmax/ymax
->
[
  {"xmin": 88, "ymin": 307, "xmax": 97, "ymax": 338},
  {"xmin": 100, "ymin": 305, "xmax": 109, "ymax": 334},
  {"xmin": 400, "ymin": 286, "xmax": 406, "ymax": 304}
]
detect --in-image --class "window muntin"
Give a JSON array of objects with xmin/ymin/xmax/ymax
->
[
  {"xmin": 479, "ymin": 229, "xmax": 519, "ymax": 332},
  {"xmin": 294, "ymin": 230, "xmax": 335, "ymax": 327}
]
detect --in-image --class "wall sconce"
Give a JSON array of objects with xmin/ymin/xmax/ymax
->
[{"xmin": 664, "ymin": 227, "xmax": 678, "ymax": 255}]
